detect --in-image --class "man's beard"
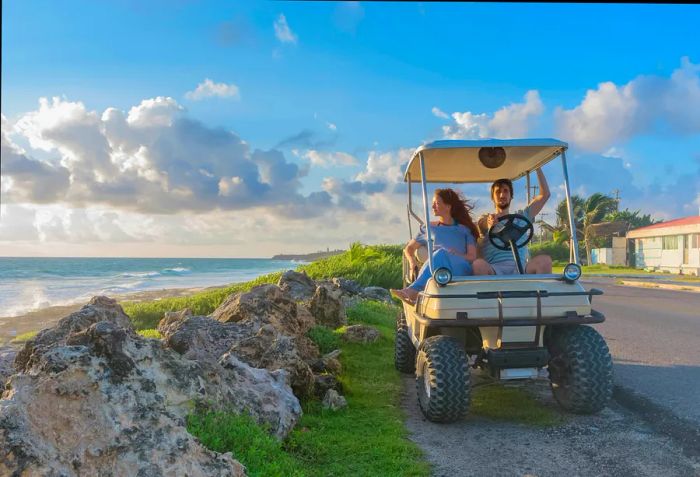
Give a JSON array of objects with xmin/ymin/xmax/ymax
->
[{"xmin": 496, "ymin": 199, "xmax": 511, "ymax": 210}]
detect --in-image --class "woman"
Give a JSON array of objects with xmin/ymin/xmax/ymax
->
[{"xmin": 391, "ymin": 188, "xmax": 479, "ymax": 305}]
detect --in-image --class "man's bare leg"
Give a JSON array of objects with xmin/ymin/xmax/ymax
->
[
  {"xmin": 472, "ymin": 258, "xmax": 495, "ymax": 275},
  {"xmin": 526, "ymin": 254, "xmax": 552, "ymax": 274}
]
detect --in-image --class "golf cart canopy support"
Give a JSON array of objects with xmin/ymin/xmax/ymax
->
[{"xmin": 404, "ymin": 138, "xmax": 580, "ymax": 269}]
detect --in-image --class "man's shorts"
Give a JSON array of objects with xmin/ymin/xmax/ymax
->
[{"xmin": 490, "ymin": 260, "xmax": 520, "ymax": 275}]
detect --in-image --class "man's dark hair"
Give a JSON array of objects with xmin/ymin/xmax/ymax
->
[{"xmin": 491, "ymin": 178, "xmax": 514, "ymax": 200}]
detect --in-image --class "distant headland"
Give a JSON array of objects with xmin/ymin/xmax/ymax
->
[{"xmin": 271, "ymin": 249, "xmax": 345, "ymax": 261}]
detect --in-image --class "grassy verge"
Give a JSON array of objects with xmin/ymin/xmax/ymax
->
[
  {"xmin": 123, "ymin": 243, "xmax": 403, "ymax": 330},
  {"xmin": 552, "ymin": 263, "xmax": 700, "ymax": 280},
  {"xmin": 188, "ymin": 300, "xmax": 431, "ymax": 477}
]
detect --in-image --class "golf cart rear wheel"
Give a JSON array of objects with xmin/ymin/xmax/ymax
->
[
  {"xmin": 415, "ymin": 335, "xmax": 470, "ymax": 423},
  {"xmin": 546, "ymin": 325, "xmax": 613, "ymax": 414},
  {"xmin": 395, "ymin": 311, "xmax": 416, "ymax": 374}
]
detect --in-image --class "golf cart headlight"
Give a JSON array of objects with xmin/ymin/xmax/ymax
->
[
  {"xmin": 563, "ymin": 263, "xmax": 582, "ymax": 282},
  {"xmin": 433, "ymin": 267, "xmax": 452, "ymax": 286}
]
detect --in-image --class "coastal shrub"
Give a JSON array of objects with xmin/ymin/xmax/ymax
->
[
  {"xmin": 529, "ymin": 241, "xmax": 569, "ymax": 262},
  {"xmin": 299, "ymin": 242, "xmax": 402, "ymax": 290}
]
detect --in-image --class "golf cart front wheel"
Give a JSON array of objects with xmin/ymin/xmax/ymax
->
[
  {"xmin": 415, "ymin": 335, "xmax": 471, "ymax": 423},
  {"xmin": 395, "ymin": 311, "xmax": 416, "ymax": 374},
  {"xmin": 547, "ymin": 325, "xmax": 613, "ymax": 414}
]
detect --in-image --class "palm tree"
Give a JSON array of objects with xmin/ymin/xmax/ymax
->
[
  {"xmin": 539, "ymin": 194, "xmax": 617, "ymax": 263},
  {"xmin": 538, "ymin": 195, "xmax": 584, "ymax": 244},
  {"xmin": 581, "ymin": 193, "xmax": 618, "ymax": 265}
]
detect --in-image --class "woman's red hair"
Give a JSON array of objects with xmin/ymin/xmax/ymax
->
[{"xmin": 435, "ymin": 188, "xmax": 480, "ymax": 240}]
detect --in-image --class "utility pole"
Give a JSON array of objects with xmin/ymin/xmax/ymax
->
[
  {"xmin": 530, "ymin": 184, "xmax": 539, "ymax": 200},
  {"xmin": 538, "ymin": 212, "xmax": 550, "ymax": 243}
]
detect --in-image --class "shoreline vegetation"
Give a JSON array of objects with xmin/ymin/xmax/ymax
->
[
  {"xmin": 3, "ymin": 251, "xmax": 698, "ymax": 346},
  {"xmin": 5, "ymin": 243, "xmax": 689, "ymax": 475},
  {"xmin": 271, "ymin": 249, "xmax": 345, "ymax": 261}
]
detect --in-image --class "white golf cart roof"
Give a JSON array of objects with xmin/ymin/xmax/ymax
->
[{"xmin": 404, "ymin": 138, "xmax": 568, "ymax": 183}]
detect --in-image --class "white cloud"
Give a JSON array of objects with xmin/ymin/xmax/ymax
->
[
  {"xmin": 326, "ymin": 122, "xmax": 337, "ymax": 131},
  {"xmin": 303, "ymin": 150, "xmax": 358, "ymax": 168},
  {"xmin": 185, "ymin": 79, "xmax": 240, "ymax": 101},
  {"xmin": 556, "ymin": 57, "xmax": 700, "ymax": 152},
  {"xmin": 489, "ymin": 90, "xmax": 544, "ymax": 137},
  {"xmin": 3, "ymin": 96, "xmax": 328, "ymax": 216},
  {"xmin": 442, "ymin": 90, "xmax": 543, "ymax": 139},
  {"xmin": 274, "ymin": 14, "xmax": 297, "ymax": 44},
  {"xmin": 431, "ymin": 107, "xmax": 449, "ymax": 119},
  {"xmin": 443, "ymin": 112, "xmax": 490, "ymax": 139}
]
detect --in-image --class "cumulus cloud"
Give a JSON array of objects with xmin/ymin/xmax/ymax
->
[
  {"xmin": 274, "ymin": 14, "xmax": 297, "ymax": 44},
  {"xmin": 185, "ymin": 79, "xmax": 240, "ymax": 101},
  {"xmin": 442, "ymin": 90, "xmax": 543, "ymax": 139},
  {"xmin": 303, "ymin": 150, "xmax": 358, "ymax": 168},
  {"xmin": 2, "ymin": 96, "xmax": 329, "ymax": 217},
  {"xmin": 556, "ymin": 57, "xmax": 700, "ymax": 152}
]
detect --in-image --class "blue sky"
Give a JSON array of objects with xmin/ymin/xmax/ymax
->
[{"xmin": 2, "ymin": 1, "xmax": 699, "ymax": 257}]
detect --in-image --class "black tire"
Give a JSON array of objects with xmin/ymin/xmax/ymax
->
[
  {"xmin": 546, "ymin": 325, "xmax": 613, "ymax": 414},
  {"xmin": 415, "ymin": 335, "xmax": 470, "ymax": 423},
  {"xmin": 395, "ymin": 311, "xmax": 416, "ymax": 374}
]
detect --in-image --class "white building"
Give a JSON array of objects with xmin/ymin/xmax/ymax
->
[{"xmin": 627, "ymin": 216, "xmax": 700, "ymax": 275}]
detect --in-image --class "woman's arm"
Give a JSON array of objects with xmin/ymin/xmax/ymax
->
[
  {"xmin": 403, "ymin": 239, "xmax": 421, "ymax": 268},
  {"xmin": 465, "ymin": 243, "xmax": 477, "ymax": 262}
]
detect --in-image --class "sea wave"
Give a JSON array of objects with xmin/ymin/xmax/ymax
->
[{"xmin": 120, "ymin": 267, "xmax": 191, "ymax": 278}]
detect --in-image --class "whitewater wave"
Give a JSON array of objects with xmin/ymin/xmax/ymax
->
[{"xmin": 120, "ymin": 267, "xmax": 191, "ymax": 279}]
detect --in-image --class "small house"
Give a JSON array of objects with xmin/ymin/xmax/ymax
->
[{"xmin": 627, "ymin": 216, "xmax": 700, "ymax": 275}]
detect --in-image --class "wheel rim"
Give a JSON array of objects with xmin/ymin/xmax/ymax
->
[
  {"xmin": 548, "ymin": 353, "xmax": 572, "ymax": 400},
  {"xmin": 421, "ymin": 361, "xmax": 431, "ymax": 399}
]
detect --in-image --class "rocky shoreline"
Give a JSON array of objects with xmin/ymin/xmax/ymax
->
[{"xmin": 0, "ymin": 270, "xmax": 392, "ymax": 476}]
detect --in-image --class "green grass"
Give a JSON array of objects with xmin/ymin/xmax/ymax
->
[
  {"xmin": 10, "ymin": 330, "xmax": 39, "ymax": 343},
  {"xmin": 137, "ymin": 329, "xmax": 162, "ymax": 339},
  {"xmin": 187, "ymin": 412, "xmax": 303, "ymax": 477},
  {"xmin": 306, "ymin": 326, "xmax": 342, "ymax": 355},
  {"xmin": 284, "ymin": 301, "xmax": 430, "ymax": 477},
  {"xmin": 551, "ymin": 263, "xmax": 700, "ymax": 281},
  {"xmin": 471, "ymin": 384, "xmax": 563, "ymax": 427},
  {"xmin": 299, "ymin": 243, "xmax": 403, "ymax": 290},
  {"xmin": 122, "ymin": 243, "xmax": 402, "ymax": 330},
  {"xmin": 122, "ymin": 271, "xmax": 284, "ymax": 330},
  {"xmin": 188, "ymin": 301, "xmax": 430, "ymax": 477}
]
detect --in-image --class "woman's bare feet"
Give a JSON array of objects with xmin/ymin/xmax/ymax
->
[{"xmin": 390, "ymin": 287, "xmax": 419, "ymax": 305}]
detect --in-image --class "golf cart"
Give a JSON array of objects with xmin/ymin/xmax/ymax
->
[{"xmin": 394, "ymin": 139, "xmax": 613, "ymax": 423}]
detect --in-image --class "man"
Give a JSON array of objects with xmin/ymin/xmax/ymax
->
[{"xmin": 472, "ymin": 168, "xmax": 552, "ymax": 275}]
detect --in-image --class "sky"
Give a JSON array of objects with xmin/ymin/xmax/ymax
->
[{"xmin": 2, "ymin": 1, "xmax": 700, "ymax": 258}]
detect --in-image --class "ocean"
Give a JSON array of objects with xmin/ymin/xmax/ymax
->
[{"xmin": 0, "ymin": 257, "xmax": 302, "ymax": 318}]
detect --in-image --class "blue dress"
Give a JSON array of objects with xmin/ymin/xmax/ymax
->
[{"xmin": 410, "ymin": 222, "xmax": 476, "ymax": 290}]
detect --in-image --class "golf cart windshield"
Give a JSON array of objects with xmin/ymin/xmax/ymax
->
[{"xmin": 404, "ymin": 139, "xmax": 567, "ymax": 184}]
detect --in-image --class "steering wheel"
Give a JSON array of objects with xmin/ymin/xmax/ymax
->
[{"xmin": 488, "ymin": 213, "xmax": 534, "ymax": 251}]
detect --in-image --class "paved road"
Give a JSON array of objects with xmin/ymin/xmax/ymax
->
[{"xmin": 584, "ymin": 279, "xmax": 700, "ymax": 427}]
